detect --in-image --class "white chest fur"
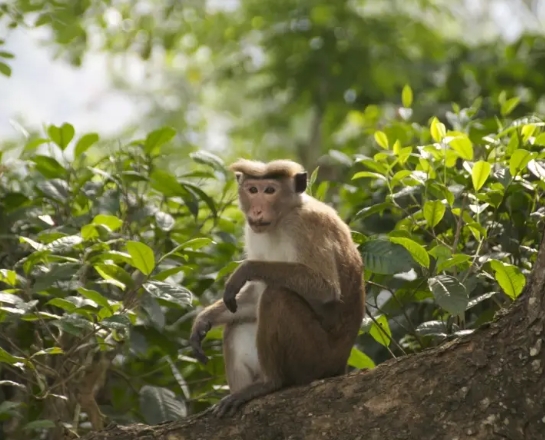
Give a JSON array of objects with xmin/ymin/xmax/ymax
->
[
  {"xmin": 225, "ymin": 225, "xmax": 299, "ymax": 390},
  {"xmin": 244, "ymin": 225, "xmax": 299, "ymax": 262}
]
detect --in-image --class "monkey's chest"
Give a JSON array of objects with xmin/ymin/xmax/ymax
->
[{"xmin": 246, "ymin": 231, "xmax": 299, "ymax": 262}]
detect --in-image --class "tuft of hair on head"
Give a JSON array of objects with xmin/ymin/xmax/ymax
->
[{"xmin": 229, "ymin": 159, "xmax": 305, "ymax": 179}]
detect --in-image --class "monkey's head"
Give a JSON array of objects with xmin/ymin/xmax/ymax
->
[{"xmin": 229, "ymin": 159, "xmax": 307, "ymax": 233}]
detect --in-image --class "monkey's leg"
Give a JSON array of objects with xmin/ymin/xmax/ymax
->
[
  {"xmin": 190, "ymin": 283, "xmax": 261, "ymax": 363},
  {"xmin": 257, "ymin": 286, "xmax": 348, "ymax": 385},
  {"xmin": 214, "ymin": 286, "xmax": 349, "ymax": 417},
  {"xmin": 223, "ymin": 322, "xmax": 261, "ymax": 393}
]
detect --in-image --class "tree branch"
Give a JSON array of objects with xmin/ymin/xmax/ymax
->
[{"xmin": 82, "ymin": 228, "xmax": 545, "ymax": 440}]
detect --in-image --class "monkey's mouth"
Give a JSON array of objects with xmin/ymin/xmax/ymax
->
[{"xmin": 248, "ymin": 220, "xmax": 272, "ymax": 230}]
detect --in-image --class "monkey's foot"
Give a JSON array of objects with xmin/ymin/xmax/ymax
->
[{"xmin": 212, "ymin": 394, "xmax": 245, "ymax": 418}]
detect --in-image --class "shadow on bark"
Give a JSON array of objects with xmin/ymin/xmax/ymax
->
[{"xmin": 82, "ymin": 232, "xmax": 545, "ymax": 440}]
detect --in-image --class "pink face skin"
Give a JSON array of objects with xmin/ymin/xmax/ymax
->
[{"xmin": 241, "ymin": 179, "xmax": 284, "ymax": 233}]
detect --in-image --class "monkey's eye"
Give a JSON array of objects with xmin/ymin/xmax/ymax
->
[
  {"xmin": 264, "ymin": 187, "xmax": 276, "ymax": 194},
  {"xmin": 249, "ymin": 187, "xmax": 258, "ymax": 194}
]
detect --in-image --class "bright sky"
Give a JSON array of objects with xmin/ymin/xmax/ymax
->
[
  {"xmin": 0, "ymin": 0, "xmax": 542, "ymax": 142},
  {"xmin": 0, "ymin": 26, "xmax": 139, "ymax": 139}
]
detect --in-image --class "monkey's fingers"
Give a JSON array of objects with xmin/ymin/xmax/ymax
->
[
  {"xmin": 192, "ymin": 347, "xmax": 209, "ymax": 365},
  {"xmin": 213, "ymin": 395, "xmax": 243, "ymax": 418},
  {"xmin": 223, "ymin": 296, "xmax": 238, "ymax": 313},
  {"xmin": 189, "ymin": 335, "xmax": 209, "ymax": 365}
]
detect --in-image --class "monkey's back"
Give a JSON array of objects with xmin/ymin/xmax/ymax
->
[{"xmin": 291, "ymin": 195, "xmax": 365, "ymax": 340}]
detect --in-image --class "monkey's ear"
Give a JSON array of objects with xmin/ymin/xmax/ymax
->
[
  {"xmin": 234, "ymin": 172, "xmax": 243, "ymax": 183},
  {"xmin": 294, "ymin": 172, "xmax": 307, "ymax": 193}
]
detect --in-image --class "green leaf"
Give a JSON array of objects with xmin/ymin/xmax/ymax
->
[
  {"xmin": 352, "ymin": 171, "xmax": 387, "ymax": 181},
  {"xmin": 143, "ymin": 281, "xmax": 192, "ymax": 307},
  {"xmin": 360, "ymin": 239, "xmax": 414, "ymax": 275},
  {"xmin": 428, "ymin": 275, "xmax": 468, "ymax": 316},
  {"xmin": 94, "ymin": 264, "xmax": 134, "ymax": 291},
  {"xmin": 180, "ymin": 181, "xmax": 217, "ymax": 218},
  {"xmin": 308, "ymin": 166, "xmax": 320, "ymax": 196},
  {"xmin": 48, "ymin": 123, "xmax": 75, "ymax": 150},
  {"xmin": 101, "ymin": 314, "xmax": 132, "ymax": 329},
  {"xmin": 521, "ymin": 124, "xmax": 536, "ymax": 142},
  {"xmin": 139, "ymin": 385, "xmax": 186, "ymax": 425},
  {"xmin": 31, "ymin": 347, "xmax": 64, "ymax": 358},
  {"xmin": 23, "ymin": 419, "xmax": 56, "ymax": 431},
  {"xmin": 423, "ymin": 200, "xmax": 446, "ymax": 228},
  {"xmin": 46, "ymin": 298, "xmax": 77, "ymax": 313},
  {"xmin": 447, "ymin": 134, "xmax": 473, "ymax": 160},
  {"xmin": 347, "ymin": 347, "xmax": 375, "ymax": 369},
  {"xmin": 471, "ymin": 160, "xmax": 491, "ymax": 191},
  {"xmin": 430, "ymin": 117, "xmax": 446, "ymax": 142},
  {"xmin": 528, "ymin": 160, "xmax": 545, "ymax": 180},
  {"xmin": 24, "ymin": 137, "xmax": 49, "ymax": 152},
  {"xmin": 0, "ymin": 347, "xmax": 25, "ymax": 365},
  {"xmin": 159, "ymin": 238, "xmax": 214, "ymax": 264},
  {"xmin": 354, "ymin": 202, "xmax": 393, "ymax": 220},
  {"xmin": 489, "ymin": 260, "xmax": 526, "ymax": 300},
  {"xmin": 52, "ymin": 315, "xmax": 93, "ymax": 336},
  {"xmin": 436, "ymin": 254, "xmax": 472, "ymax": 273},
  {"xmin": 215, "ymin": 260, "xmax": 242, "ymax": 281},
  {"xmin": 126, "ymin": 241, "xmax": 155, "ymax": 276},
  {"xmin": 389, "ymin": 237, "xmax": 430, "ymax": 268},
  {"xmin": 144, "ymin": 126, "xmax": 177, "ymax": 154},
  {"xmin": 415, "ymin": 320, "xmax": 447, "ymax": 337},
  {"xmin": 374, "ymin": 131, "xmax": 389, "ymax": 149},
  {"xmin": 152, "ymin": 266, "xmax": 186, "ymax": 281},
  {"xmin": 77, "ymin": 287, "xmax": 112, "ymax": 311},
  {"xmin": 37, "ymin": 179, "xmax": 69, "ymax": 202},
  {"xmin": 0, "ymin": 401, "xmax": 22, "ymax": 415},
  {"xmin": 368, "ymin": 315, "xmax": 392, "ymax": 347},
  {"xmin": 46, "ymin": 235, "xmax": 82, "ymax": 252},
  {"xmin": 81, "ymin": 225, "xmax": 99, "ymax": 240},
  {"xmin": 501, "ymin": 96, "xmax": 520, "ymax": 116},
  {"xmin": 466, "ymin": 292, "xmax": 497, "ymax": 310},
  {"xmin": 31, "ymin": 155, "xmax": 67, "ymax": 179},
  {"xmin": 0, "ymin": 269, "xmax": 17, "ymax": 286},
  {"xmin": 150, "ymin": 169, "xmax": 186, "ymax": 197},
  {"xmin": 534, "ymin": 132, "xmax": 545, "ymax": 147},
  {"xmin": 189, "ymin": 150, "xmax": 225, "ymax": 171},
  {"xmin": 0, "ymin": 62, "xmax": 11, "ymax": 77},
  {"xmin": 74, "ymin": 133, "xmax": 99, "ymax": 157},
  {"xmin": 509, "ymin": 149, "xmax": 533, "ymax": 177},
  {"xmin": 401, "ymin": 84, "xmax": 413, "ymax": 108},
  {"xmin": 92, "ymin": 214, "xmax": 123, "ymax": 231}
]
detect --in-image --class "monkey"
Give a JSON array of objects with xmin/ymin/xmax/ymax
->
[
  {"xmin": 189, "ymin": 158, "xmax": 365, "ymax": 417},
  {"xmin": 189, "ymin": 281, "xmax": 262, "ymax": 394}
]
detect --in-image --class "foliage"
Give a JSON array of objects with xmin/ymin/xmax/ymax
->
[
  {"xmin": 1, "ymin": 90, "xmax": 544, "ymax": 437},
  {"xmin": 0, "ymin": 128, "xmax": 242, "ymax": 438},
  {"xmin": 2, "ymin": 0, "xmax": 545, "ymax": 438}
]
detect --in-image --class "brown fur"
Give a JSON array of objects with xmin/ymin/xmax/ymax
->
[
  {"xmin": 190, "ymin": 159, "xmax": 366, "ymax": 417},
  {"xmin": 229, "ymin": 158, "xmax": 305, "ymax": 179}
]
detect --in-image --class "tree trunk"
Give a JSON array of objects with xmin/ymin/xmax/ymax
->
[{"xmin": 82, "ymin": 232, "xmax": 545, "ymax": 440}]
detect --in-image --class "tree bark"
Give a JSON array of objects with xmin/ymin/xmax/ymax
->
[{"xmin": 83, "ymin": 232, "xmax": 545, "ymax": 440}]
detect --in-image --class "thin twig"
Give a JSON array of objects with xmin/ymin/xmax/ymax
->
[{"xmin": 365, "ymin": 306, "xmax": 407, "ymax": 357}]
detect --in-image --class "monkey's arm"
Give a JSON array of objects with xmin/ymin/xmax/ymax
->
[
  {"xmin": 189, "ymin": 284, "xmax": 263, "ymax": 364},
  {"xmin": 190, "ymin": 283, "xmax": 259, "ymax": 364},
  {"xmin": 223, "ymin": 261, "xmax": 340, "ymax": 319}
]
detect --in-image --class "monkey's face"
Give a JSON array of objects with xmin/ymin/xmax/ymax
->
[{"xmin": 239, "ymin": 178, "xmax": 288, "ymax": 233}]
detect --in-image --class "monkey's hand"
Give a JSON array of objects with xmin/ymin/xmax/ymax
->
[
  {"xmin": 223, "ymin": 262, "xmax": 250, "ymax": 313},
  {"xmin": 189, "ymin": 320, "xmax": 211, "ymax": 365}
]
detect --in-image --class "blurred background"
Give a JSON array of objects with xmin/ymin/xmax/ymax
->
[
  {"xmin": 2, "ymin": 0, "xmax": 545, "ymax": 166},
  {"xmin": 1, "ymin": 0, "xmax": 545, "ymax": 436}
]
